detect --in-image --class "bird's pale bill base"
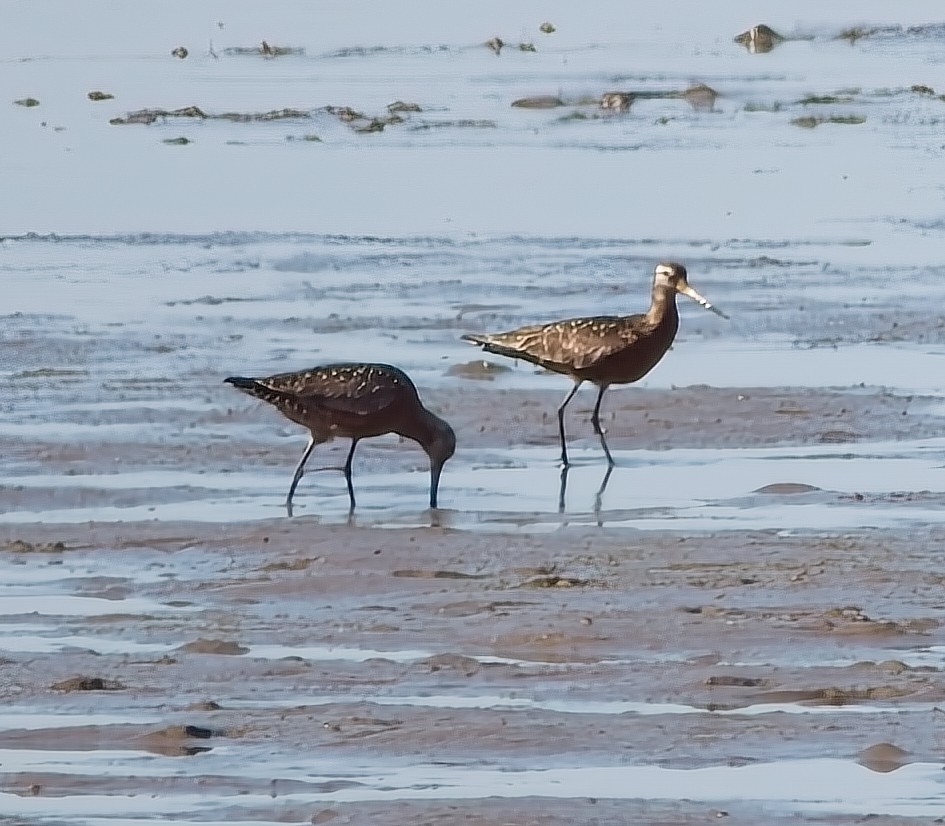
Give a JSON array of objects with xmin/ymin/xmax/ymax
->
[{"xmin": 678, "ymin": 283, "xmax": 728, "ymax": 319}]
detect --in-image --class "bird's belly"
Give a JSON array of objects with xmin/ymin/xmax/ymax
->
[
  {"xmin": 296, "ymin": 409, "xmax": 400, "ymax": 442},
  {"xmin": 579, "ymin": 339, "xmax": 672, "ymax": 385}
]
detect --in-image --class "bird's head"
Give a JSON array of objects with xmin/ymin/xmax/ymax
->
[{"xmin": 653, "ymin": 262, "xmax": 728, "ymax": 319}]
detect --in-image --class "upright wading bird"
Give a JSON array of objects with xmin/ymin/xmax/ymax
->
[
  {"xmin": 225, "ymin": 363, "xmax": 455, "ymax": 514},
  {"xmin": 462, "ymin": 262, "xmax": 727, "ymax": 467}
]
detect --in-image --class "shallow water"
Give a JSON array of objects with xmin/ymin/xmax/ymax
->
[
  {"xmin": 1, "ymin": 758, "xmax": 944, "ymax": 818},
  {"xmin": 4, "ymin": 440, "xmax": 945, "ymax": 532},
  {"xmin": 4, "ymin": 1, "xmax": 945, "ymax": 823}
]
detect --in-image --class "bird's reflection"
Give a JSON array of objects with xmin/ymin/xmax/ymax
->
[
  {"xmin": 558, "ymin": 464, "xmax": 615, "ymax": 523},
  {"xmin": 593, "ymin": 465, "xmax": 614, "ymax": 522},
  {"xmin": 427, "ymin": 507, "xmax": 451, "ymax": 529}
]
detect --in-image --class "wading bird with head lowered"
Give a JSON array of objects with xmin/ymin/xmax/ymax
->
[{"xmin": 225, "ymin": 363, "xmax": 455, "ymax": 514}]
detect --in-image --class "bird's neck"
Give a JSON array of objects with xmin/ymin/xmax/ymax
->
[
  {"xmin": 397, "ymin": 407, "xmax": 442, "ymax": 449},
  {"xmin": 645, "ymin": 285, "xmax": 679, "ymax": 326}
]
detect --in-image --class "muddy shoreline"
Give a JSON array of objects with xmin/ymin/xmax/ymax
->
[
  {"xmin": 3, "ymin": 515, "xmax": 945, "ymax": 821},
  {"xmin": 7, "ymin": 1, "xmax": 945, "ymax": 818}
]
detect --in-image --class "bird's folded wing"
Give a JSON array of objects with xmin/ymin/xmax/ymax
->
[
  {"xmin": 301, "ymin": 384, "xmax": 401, "ymax": 416},
  {"xmin": 472, "ymin": 316, "xmax": 645, "ymax": 371}
]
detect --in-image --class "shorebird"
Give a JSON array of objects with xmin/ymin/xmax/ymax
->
[
  {"xmin": 225, "ymin": 363, "xmax": 455, "ymax": 513},
  {"xmin": 462, "ymin": 262, "xmax": 727, "ymax": 467}
]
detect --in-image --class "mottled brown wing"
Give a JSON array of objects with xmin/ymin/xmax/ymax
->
[
  {"xmin": 257, "ymin": 363, "xmax": 415, "ymax": 416},
  {"xmin": 466, "ymin": 315, "xmax": 648, "ymax": 371}
]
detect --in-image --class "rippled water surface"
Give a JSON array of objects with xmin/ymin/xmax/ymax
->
[{"xmin": 4, "ymin": 1, "xmax": 945, "ymax": 823}]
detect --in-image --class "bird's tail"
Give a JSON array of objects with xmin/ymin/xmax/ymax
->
[
  {"xmin": 224, "ymin": 376, "xmax": 262, "ymax": 392},
  {"xmin": 461, "ymin": 333, "xmax": 527, "ymax": 362},
  {"xmin": 224, "ymin": 376, "xmax": 289, "ymax": 407}
]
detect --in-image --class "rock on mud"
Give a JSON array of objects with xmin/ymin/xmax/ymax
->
[
  {"xmin": 485, "ymin": 36, "xmax": 504, "ymax": 55},
  {"xmin": 51, "ymin": 676, "xmax": 126, "ymax": 691},
  {"xmin": 753, "ymin": 483, "xmax": 821, "ymax": 494},
  {"xmin": 858, "ymin": 743, "xmax": 910, "ymax": 773},
  {"xmin": 734, "ymin": 24, "xmax": 785, "ymax": 53},
  {"xmin": 178, "ymin": 638, "xmax": 249, "ymax": 655},
  {"xmin": 600, "ymin": 92, "xmax": 633, "ymax": 112},
  {"xmin": 446, "ymin": 360, "xmax": 511, "ymax": 380}
]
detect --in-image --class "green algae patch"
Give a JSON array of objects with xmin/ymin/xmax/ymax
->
[
  {"xmin": 111, "ymin": 106, "xmax": 310, "ymax": 125},
  {"xmin": 792, "ymin": 114, "xmax": 865, "ymax": 128},
  {"xmin": 557, "ymin": 111, "xmax": 593, "ymax": 122},
  {"xmin": 13, "ymin": 367, "xmax": 87, "ymax": 379},
  {"xmin": 511, "ymin": 95, "xmax": 564, "ymax": 109},
  {"xmin": 744, "ymin": 101, "xmax": 782, "ymax": 112},
  {"xmin": 798, "ymin": 94, "xmax": 855, "ymax": 105},
  {"xmin": 223, "ymin": 41, "xmax": 304, "ymax": 57},
  {"xmin": 834, "ymin": 25, "xmax": 897, "ymax": 43}
]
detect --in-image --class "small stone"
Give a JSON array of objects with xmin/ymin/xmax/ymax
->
[
  {"xmin": 172, "ymin": 46, "xmax": 188, "ymax": 59},
  {"xmin": 734, "ymin": 24, "xmax": 784, "ymax": 54},
  {"xmin": 485, "ymin": 36, "xmax": 504, "ymax": 55},
  {"xmin": 14, "ymin": 97, "xmax": 40, "ymax": 107},
  {"xmin": 858, "ymin": 743, "xmax": 909, "ymax": 773},
  {"xmin": 539, "ymin": 22, "xmax": 556, "ymax": 34},
  {"xmin": 87, "ymin": 90, "xmax": 114, "ymax": 101},
  {"xmin": 600, "ymin": 92, "xmax": 633, "ymax": 112}
]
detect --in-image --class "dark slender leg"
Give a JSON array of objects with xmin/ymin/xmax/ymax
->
[
  {"xmin": 343, "ymin": 438, "xmax": 359, "ymax": 512},
  {"xmin": 556, "ymin": 381, "xmax": 583, "ymax": 467},
  {"xmin": 286, "ymin": 434, "xmax": 318, "ymax": 516},
  {"xmin": 590, "ymin": 384, "xmax": 615, "ymax": 466},
  {"xmin": 558, "ymin": 465, "xmax": 570, "ymax": 513}
]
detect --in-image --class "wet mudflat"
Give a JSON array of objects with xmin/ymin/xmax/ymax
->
[
  {"xmin": 5, "ymin": 0, "xmax": 945, "ymax": 823},
  {"xmin": 3, "ymin": 519, "xmax": 945, "ymax": 823}
]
